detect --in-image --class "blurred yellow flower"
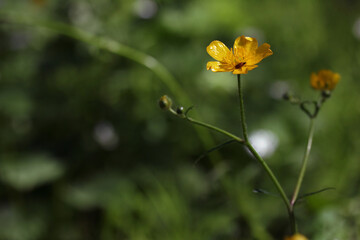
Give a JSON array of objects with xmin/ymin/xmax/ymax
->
[
  {"xmin": 206, "ymin": 36, "xmax": 273, "ymax": 74},
  {"xmin": 310, "ymin": 70, "xmax": 340, "ymax": 91},
  {"xmin": 284, "ymin": 233, "xmax": 308, "ymax": 240}
]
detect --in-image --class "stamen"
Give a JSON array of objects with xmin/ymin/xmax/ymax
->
[{"xmin": 235, "ymin": 62, "xmax": 246, "ymax": 69}]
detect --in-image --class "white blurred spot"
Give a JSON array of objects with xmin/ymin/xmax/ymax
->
[
  {"xmin": 93, "ymin": 121, "xmax": 118, "ymax": 150},
  {"xmin": 134, "ymin": 0, "xmax": 158, "ymax": 19},
  {"xmin": 249, "ymin": 130, "xmax": 278, "ymax": 158},
  {"xmin": 269, "ymin": 81, "xmax": 290, "ymax": 99},
  {"xmin": 352, "ymin": 17, "xmax": 360, "ymax": 40}
]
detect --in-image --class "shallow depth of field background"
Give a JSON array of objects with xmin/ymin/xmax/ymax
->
[{"xmin": 0, "ymin": 0, "xmax": 360, "ymax": 239}]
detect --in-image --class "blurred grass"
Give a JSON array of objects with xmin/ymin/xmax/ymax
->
[
  {"xmin": 0, "ymin": 0, "xmax": 360, "ymax": 239},
  {"xmin": 1, "ymin": 10, "xmax": 221, "ymax": 161}
]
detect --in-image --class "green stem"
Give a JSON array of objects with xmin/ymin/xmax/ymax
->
[
  {"xmin": 237, "ymin": 74, "xmax": 249, "ymax": 142},
  {"xmin": 237, "ymin": 74, "xmax": 292, "ymax": 229},
  {"xmin": 170, "ymin": 108, "xmax": 244, "ymax": 143},
  {"xmin": 289, "ymin": 211, "xmax": 297, "ymax": 234},
  {"xmin": 245, "ymin": 142, "xmax": 291, "ymax": 211},
  {"xmin": 290, "ymin": 119, "xmax": 316, "ymax": 207},
  {"xmin": 186, "ymin": 117, "xmax": 244, "ymax": 143}
]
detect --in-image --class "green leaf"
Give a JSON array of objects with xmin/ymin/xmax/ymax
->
[{"xmin": 0, "ymin": 154, "xmax": 64, "ymax": 191}]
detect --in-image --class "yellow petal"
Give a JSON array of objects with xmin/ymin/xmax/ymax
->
[
  {"xmin": 233, "ymin": 68, "xmax": 247, "ymax": 74},
  {"xmin": 244, "ymin": 64, "xmax": 258, "ymax": 72},
  {"xmin": 319, "ymin": 70, "xmax": 340, "ymax": 90},
  {"xmin": 310, "ymin": 73, "xmax": 322, "ymax": 89},
  {"xmin": 330, "ymin": 73, "xmax": 340, "ymax": 89},
  {"xmin": 246, "ymin": 43, "xmax": 273, "ymax": 65},
  {"xmin": 233, "ymin": 36, "xmax": 258, "ymax": 59},
  {"xmin": 207, "ymin": 40, "xmax": 232, "ymax": 62},
  {"xmin": 206, "ymin": 61, "xmax": 233, "ymax": 72}
]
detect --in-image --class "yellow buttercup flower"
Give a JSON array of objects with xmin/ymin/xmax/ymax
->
[
  {"xmin": 206, "ymin": 36, "xmax": 273, "ymax": 74},
  {"xmin": 284, "ymin": 233, "xmax": 308, "ymax": 240},
  {"xmin": 310, "ymin": 70, "xmax": 340, "ymax": 91}
]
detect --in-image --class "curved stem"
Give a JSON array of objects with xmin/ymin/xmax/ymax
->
[
  {"xmin": 245, "ymin": 142, "xmax": 291, "ymax": 211},
  {"xmin": 175, "ymin": 112, "xmax": 244, "ymax": 143},
  {"xmin": 237, "ymin": 74, "xmax": 292, "ymax": 229},
  {"xmin": 290, "ymin": 119, "xmax": 316, "ymax": 207}
]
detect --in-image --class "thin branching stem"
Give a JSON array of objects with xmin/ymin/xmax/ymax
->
[
  {"xmin": 186, "ymin": 116, "xmax": 244, "ymax": 143},
  {"xmin": 169, "ymin": 107, "xmax": 244, "ymax": 143},
  {"xmin": 290, "ymin": 119, "xmax": 316, "ymax": 207},
  {"xmin": 237, "ymin": 74, "xmax": 293, "ymax": 231}
]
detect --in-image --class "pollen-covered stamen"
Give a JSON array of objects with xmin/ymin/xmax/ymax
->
[{"xmin": 235, "ymin": 62, "xmax": 246, "ymax": 69}]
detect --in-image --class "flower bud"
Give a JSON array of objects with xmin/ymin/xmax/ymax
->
[
  {"xmin": 176, "ymin": 106, "xmax": 184, "ymax": 115},
  {"xmin": 310, "ymin": 70, "xmax": 340, "ymax": 91},
  {"xmin": 158, "ymin": 95, "xmax": 172, "ymax": 110},
  {"xmin": 282, "ymin": 92, "xmax": 291, "ymax": 100},
  {"xmin": 284, "ymin": 233, "xmax": 308, "ymax": 240}
]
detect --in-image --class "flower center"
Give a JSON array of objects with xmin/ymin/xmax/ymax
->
[{"xmin": 235, "ymin": 62, "xmax": 246, "ymax": 69}]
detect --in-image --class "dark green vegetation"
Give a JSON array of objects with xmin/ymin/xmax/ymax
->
[{"xmin": 0, "ymin": 0, "xmax": 359, "ymax": 239}]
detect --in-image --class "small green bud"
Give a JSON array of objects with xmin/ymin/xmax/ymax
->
[
  {"xmin": 176, "ymin": 106, "xmax": 184, "ymax": 115},
  {"xmin": 282, "ymin": 92, "xmax": 291, "ymax": 100},
  {"xmin": 159, "ymin": 95, "xmax": 172, "ymax": 110}
]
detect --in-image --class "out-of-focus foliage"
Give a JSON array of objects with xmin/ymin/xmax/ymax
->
[
  {"xmin": 0, "ymin": 0, "xmax": 359, "ymax": 239},
  {"xmin": 0, "ymin": 154, "xmax": 63, "ymax": 191}
]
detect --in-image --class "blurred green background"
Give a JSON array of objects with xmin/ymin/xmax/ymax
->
[{"xmin": 0, "ymin": 0, "xmax": 360, "ymax": 239}]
